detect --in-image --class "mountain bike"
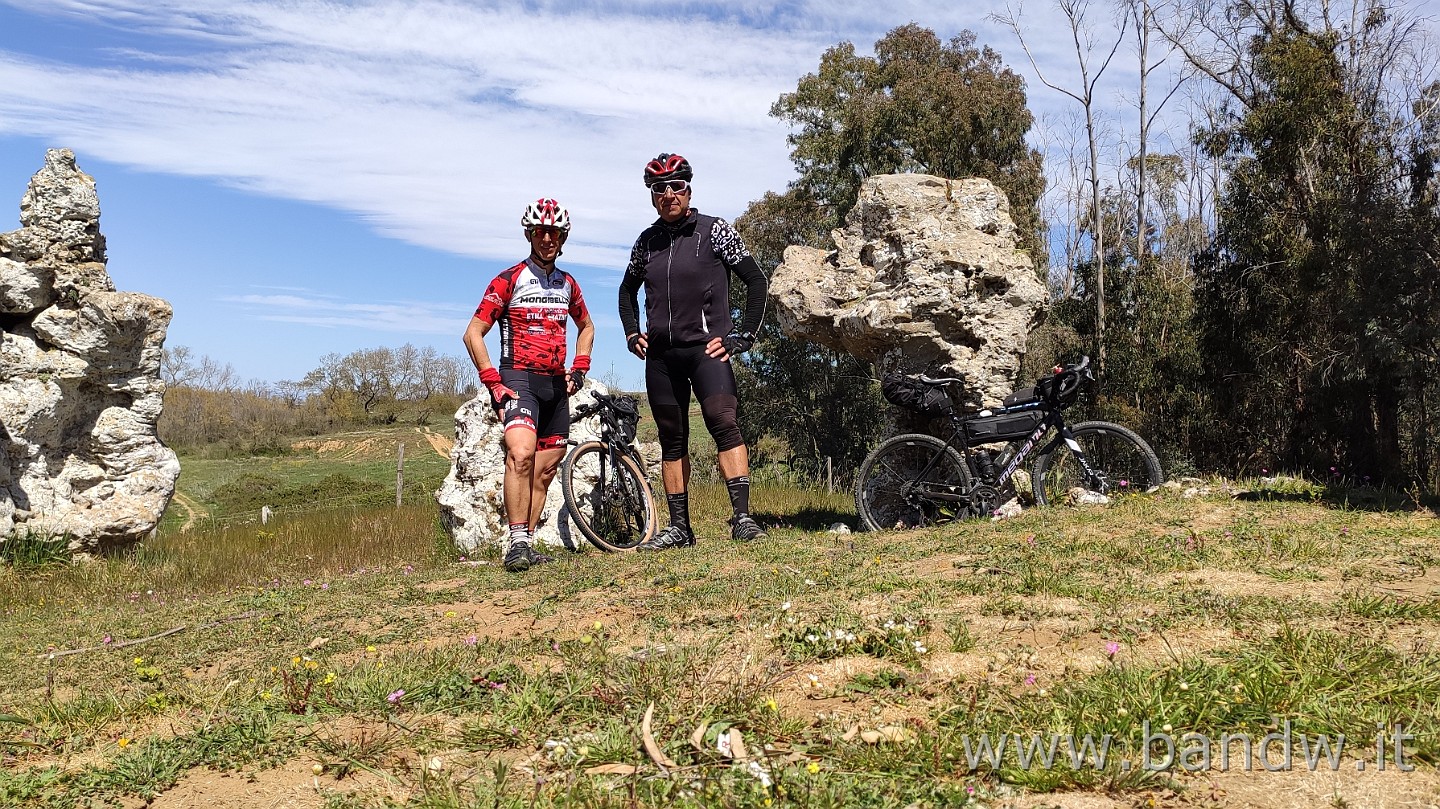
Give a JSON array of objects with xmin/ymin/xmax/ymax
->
[
  {"xmin": 560, "ymin": 391, "xmax": 657, "ymax": 552},
  {"xmin": 855, "ymin": 357, "xmax": 1163, "ymax": 531}
]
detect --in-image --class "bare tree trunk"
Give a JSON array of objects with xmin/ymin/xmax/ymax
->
[
  {"xmin": 1088, "ymin": 102, "xmax": 1106, "ymax": 384},
  {"xmin": 994, "ymin": 0, "xmax": 1127, "ymax": 387},
  {"xmin": 1135, "ymin": 0, "xmax": 1150, "ymax": 269}
]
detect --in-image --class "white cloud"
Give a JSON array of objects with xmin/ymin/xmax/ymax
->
[
  {"xmin": 0, "ymin": 0, "xmax": 1170, "ymax": 273},
  {"xmin": 0, "ymin": 0, "xmax": 842, "ymax": 269},
  {"xmin": 224, "ymin": 292, "xmax": 472, "ymax": 334}
]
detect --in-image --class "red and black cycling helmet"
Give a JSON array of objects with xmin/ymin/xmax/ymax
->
[{"xmin": 643, "ymin": 153, "xmax": 693, "ymax": 187}]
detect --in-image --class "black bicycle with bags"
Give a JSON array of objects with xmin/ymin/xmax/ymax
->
[
  {"xmin": 855, "ymin": 356, "xmax": 1163, "ymax": 531},
  {"xmin": 560, "ymin": 392, "xmax": 657, "ymax": 551}
]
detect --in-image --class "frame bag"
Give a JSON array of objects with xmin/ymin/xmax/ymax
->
[{"xmin": 963, "ymin": 410, "xmax": 1045, "ymax": 444}]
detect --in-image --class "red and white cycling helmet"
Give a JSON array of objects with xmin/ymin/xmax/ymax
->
[
  {"xmin": 643, "ymin": 153, "xmax": 693, "ymax": 187},
  {"xmin": 521, "ymin": 198, "xmax": 571, "ymax": 232}
]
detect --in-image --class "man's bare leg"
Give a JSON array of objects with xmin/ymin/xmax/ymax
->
[{"xmin": 528, "ymin": 447, "xmax": 566, "ymax": 530}]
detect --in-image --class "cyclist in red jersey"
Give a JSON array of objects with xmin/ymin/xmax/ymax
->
[{"xmin": 464, "ymin": 198, "xmax": 595, "ymax": 572}]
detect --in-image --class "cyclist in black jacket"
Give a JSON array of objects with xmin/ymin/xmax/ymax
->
[{"xmin": 619, "ymin": 153, "xmax": 769, "ymax": 550}]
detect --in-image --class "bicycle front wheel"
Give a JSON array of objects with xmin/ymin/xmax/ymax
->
[
  {"xmin": 855, "ymin": 433, "xmax": 972, "ymax": 532},
  {"xmin": 561, "ymin": 441, "xmax": 657, "ymax": 552},
  {"xmin": 1030, "ymin": 421, "xmax": 1163, "ymax": 507}
]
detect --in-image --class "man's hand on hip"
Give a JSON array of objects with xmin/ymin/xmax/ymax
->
[{"xmin": 707, "ymin": 332, "xmax": 753, "ymax": 362}]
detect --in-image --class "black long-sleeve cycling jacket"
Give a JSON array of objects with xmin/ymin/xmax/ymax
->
[{"xmin": 618, "ymin": 210, "xmax": 767, "ymax": 346}]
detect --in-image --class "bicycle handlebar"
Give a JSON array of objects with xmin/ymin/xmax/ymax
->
[{"xmin": 573, "ymin": 391, "xmax": 635, "ymax": 422}]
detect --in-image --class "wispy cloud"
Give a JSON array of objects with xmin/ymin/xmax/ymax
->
[
  {"xmin": 0, "ymin": 0, "xmax": 1158, "ymax": 271},
  {"xmin": 0, "ymin": 0, "xmax": 842, "ymax": 267},
  {"xmin": 223, "ymin": 292, "xmax": 472, "ymax": 334}
]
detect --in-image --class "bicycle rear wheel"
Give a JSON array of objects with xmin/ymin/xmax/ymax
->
[
  {"xmin": 855, "ymin": 433, "xmax": 972, "ymax": 531},
  {"xmin": 561, "ymin": 441, "xmax": 656, "ymax": 552},
  {"xmin": 1030, "ymin": 421, "xmax": 1163, "ymax": 507}
]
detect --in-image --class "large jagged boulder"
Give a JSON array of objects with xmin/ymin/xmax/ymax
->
[
  {"xmin": 436, "ymin": 379, "xmax": 658, "ymax": 553},
  {"xmin": 770, "ymin": 174, "xmax": 1048, "ymax": 408},
  {"xmin": 0, "ymin": 149, "xmax": 179, "ymax": 554}
]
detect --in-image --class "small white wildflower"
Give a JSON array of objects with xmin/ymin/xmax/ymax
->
[{"xmin": 781, "ymin": 601, "xmax": 791, "ymax": 611}]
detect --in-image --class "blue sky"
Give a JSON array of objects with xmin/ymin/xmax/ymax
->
[{"xmin": 0, "ymin": 0, "xmax": 1344, "ymax": 390}]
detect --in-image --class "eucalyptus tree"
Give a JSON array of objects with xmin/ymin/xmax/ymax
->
[{"xmin": 1165, "ymin": 0, "xmax": 1440, "ymax": 483}]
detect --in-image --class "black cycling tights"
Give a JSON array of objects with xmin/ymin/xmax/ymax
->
[{"xmin": 646, "ymin": 342, "xmax": 744, "ymax": 462}]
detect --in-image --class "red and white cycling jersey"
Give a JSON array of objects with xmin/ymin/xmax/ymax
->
[{"xmin": 474, "ymin": 258, "xmax": 589, "ymax": 374}]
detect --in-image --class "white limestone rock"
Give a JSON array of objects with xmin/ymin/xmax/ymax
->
[
  {"xmin": 1, "ymin": 149, "xmax": 178, "ymax": 552},
  {"xmin": 770, "ymin": 174, "xmax": 1049, "ymax": 409}
]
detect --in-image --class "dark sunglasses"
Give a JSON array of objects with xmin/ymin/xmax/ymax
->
[{"xmin": 649, "ymin": 179, "xmax": 691, "ymax": 195}]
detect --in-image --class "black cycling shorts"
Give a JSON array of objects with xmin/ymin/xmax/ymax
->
[
  {"xmin": 645, "ymin": 340, "xmax": 743, "ymax": 459},
  {"xmin": 499, "ymin": 369, "xmax": 570, "ymax": 451}
]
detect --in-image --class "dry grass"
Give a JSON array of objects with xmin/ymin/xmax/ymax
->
[{"xmin": 2, "ymin": 468, "xmax": 1438, "ymax": 808}]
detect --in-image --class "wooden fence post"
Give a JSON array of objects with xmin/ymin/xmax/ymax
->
[{"xmin": 396, "ymin": 441, "xmax": 405, "ymax": 507}]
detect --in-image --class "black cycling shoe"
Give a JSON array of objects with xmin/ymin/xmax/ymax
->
[
  {"xmin": 636, "ymin": 525, "xmax": 696, "ymax": 552},
  {"xmin": 729, "ymin": 514, "xmax": 767, "ymax": 542},
  {"xmin": 503, "ymin": 542, "xmax": 555, "ymax": 573}
]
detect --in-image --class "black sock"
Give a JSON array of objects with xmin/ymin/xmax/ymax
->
[
  {"xmin": 666, "ymin": 492, "xmax": 691, "ymax": 532},
  {"xmin": 725, "ymin": 475, "xmax": 751, "ymax": 516}
]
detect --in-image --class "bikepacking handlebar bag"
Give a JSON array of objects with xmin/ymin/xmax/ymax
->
[
  {"xmin": 964, "ymin": 410, "xmax": 1045, "ymax": 444},
  {"xmin": 612, "ymin": 395, "xmax": 640, "ymax": 445},
  {"xmin": 1034, "ymin": 370, "xmax": 1086, "ymax": 406},
  {"xmin": 881, "ymin": 373, "xmax": 954, "ymax": 416}
]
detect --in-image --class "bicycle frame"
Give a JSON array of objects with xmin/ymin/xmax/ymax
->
[
  {"xmin": 899, "ymin": 403, "xmax": 1092, "ymax": 505},
  {"xmin": 562, "ymin": 392, "xmax": 657, "ymax": 551}
]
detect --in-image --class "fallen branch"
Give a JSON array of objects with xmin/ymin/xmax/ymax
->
[{"xmin": 40, "ymin": 610, "xmax": 269, "ymax": 660}]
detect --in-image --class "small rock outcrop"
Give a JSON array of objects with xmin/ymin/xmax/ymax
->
[
  {"xmin": 1, "ymin": 149, "xmax": 179, "ymax": 553},
  {"xmin": 770, "ymin": 174, "xmax": 1048, "ymax": 408},
  {"xmin": 436, "ymin": 380, "xmax": 658, "ymax": 553}
]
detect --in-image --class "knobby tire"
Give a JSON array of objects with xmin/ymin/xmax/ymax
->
[
  {"xmin": 1030, "ymin": 420, "xmax": 1163, "ymax": 507},
  {"xmin": 855, "ymin": 433, "xmax": 972, "ymax": 532}
]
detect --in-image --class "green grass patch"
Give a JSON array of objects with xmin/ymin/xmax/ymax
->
[{"xmin": 2, "ymin": 432, "xmax": 1438, "ymax": 806}]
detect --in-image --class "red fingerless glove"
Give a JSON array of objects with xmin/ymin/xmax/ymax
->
[{"xmin": 479, "ymin": 367, "xmax": 516, "ymax": 405}]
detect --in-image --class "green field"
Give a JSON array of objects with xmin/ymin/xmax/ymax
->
[
  {"xmin": 2, "ymin": 430, "xmax": 1438, "ymax": 808},
  {"xmin": 160, "ymin": 425, "xmax": 459, "ymax": 532}
]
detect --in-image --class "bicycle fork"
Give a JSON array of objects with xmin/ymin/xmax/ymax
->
[{"xmin": 1050, "ymin": 426, "xmax": 1109, "ymax": 493}]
